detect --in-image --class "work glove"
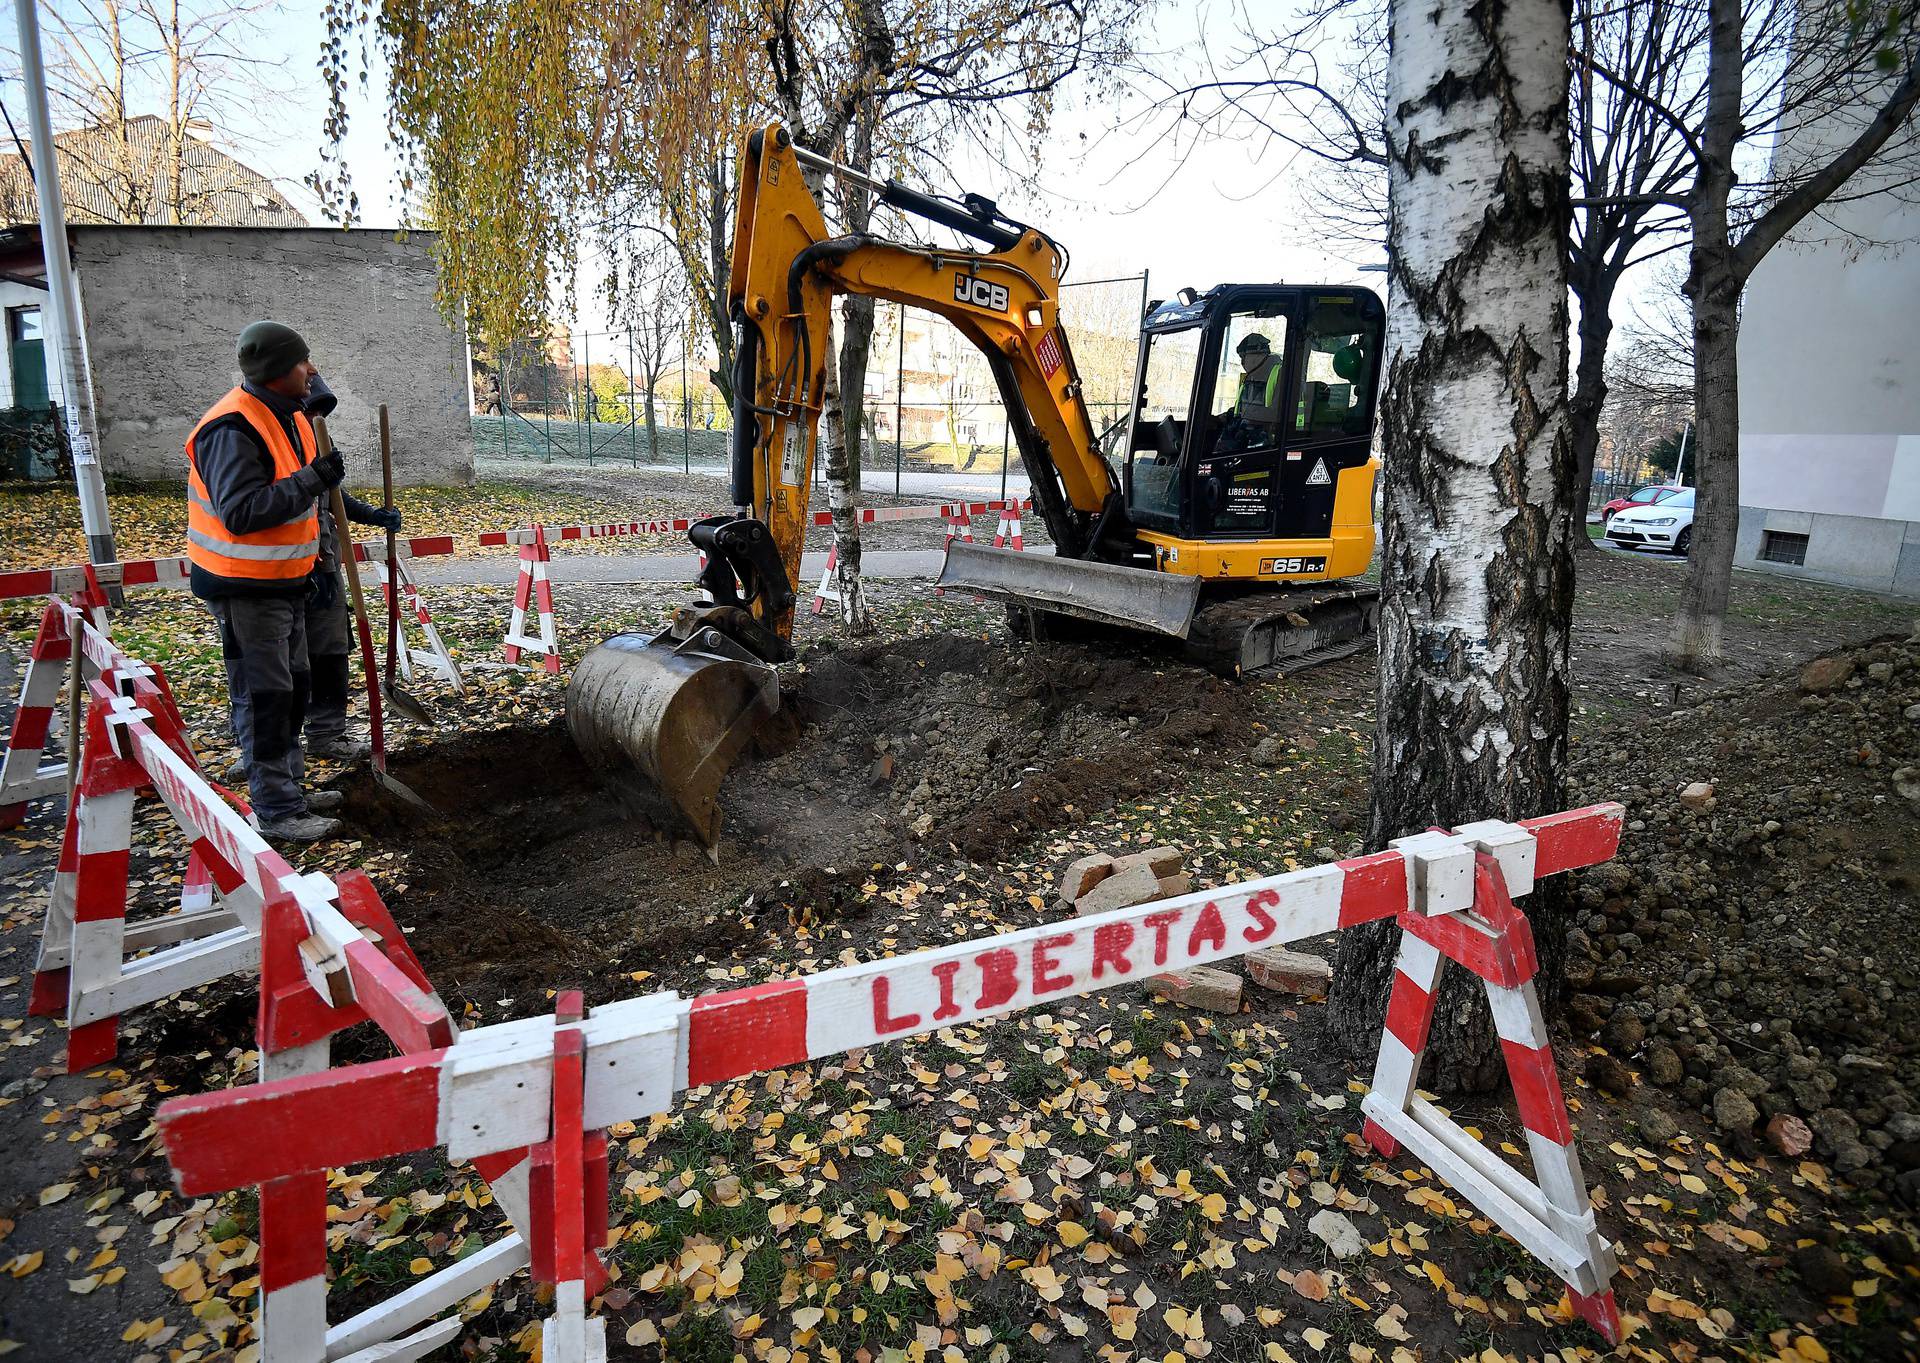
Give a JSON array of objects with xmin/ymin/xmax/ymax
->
[
  {"xmin": 305, "ymin": 567, "xmax": 339, "ymax": 612},
  {"xmin": 366, "ymin": 505, "xmax": 403, "ymax": 534},
  {"xmin": 308, "ymin": 448, "xmax": 346, "ymax": 489}
]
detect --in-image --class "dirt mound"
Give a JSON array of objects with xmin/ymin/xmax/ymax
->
[
  {"xmin": 1562, "ymin": 628, "xmax": 1920, "ymax": 1196},
  {"xmin": 340, "ymin": 630, "xmax": 1259, "ymax": 1007}
]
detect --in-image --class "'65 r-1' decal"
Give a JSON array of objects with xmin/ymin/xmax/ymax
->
[{"xmin": 954, "ymin": 274, "xmax": 1010, "ymax": 312}]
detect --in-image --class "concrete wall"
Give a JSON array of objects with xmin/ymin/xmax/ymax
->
[{"xmin": 68, "ymin": 226, "xmax": 472, "ymax": 486}]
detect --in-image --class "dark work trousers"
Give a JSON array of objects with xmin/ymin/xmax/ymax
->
[
  {"xmin": 208, "ymin": 596, "xmax": 311, "ymax": 822},
  {"xmin": 304, "ymin": 569, "xmax": 354, "ymax": 745}
]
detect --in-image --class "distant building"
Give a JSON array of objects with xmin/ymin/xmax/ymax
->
[
  {"xmin": 0, "ymin": 115, "xmax": 306, "ymax": 229},
  {"xmin": 1736, "ymin": 89, "xmax": 1918, "ymax": 594}
]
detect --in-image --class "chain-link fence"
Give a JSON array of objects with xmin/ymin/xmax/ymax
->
[{"xmin": 470, "ymin": 273, "xmax": 1150, "ymax": 496}]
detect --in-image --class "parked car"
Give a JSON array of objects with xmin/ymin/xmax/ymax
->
[
  {"xmin": 1604, "ymin": 487, "xmax": 1694, "ymax": 554},
  {"xmin": 1599, "ymin": 484, "xmax": 1682, "ymax": 527}
]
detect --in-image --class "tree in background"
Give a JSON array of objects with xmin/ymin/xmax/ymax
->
[
  {"xmin": 1325, "ymin": 0, "xmax": 1578, "ymax": 1089},
  {"xmin": 608, "ymin": 238, "xmax": 690, "ymax": 463},
  {"xmin": 3, "ymin": 0, "xmax": 289, "ymax": 224}
]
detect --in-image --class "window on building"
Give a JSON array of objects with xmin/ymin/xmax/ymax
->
[{"xmin": 1759, "ymin": 530, "xmax": 1810, "ymax": 566}]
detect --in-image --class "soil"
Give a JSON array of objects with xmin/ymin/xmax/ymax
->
[
  {"xmin": 341, "ymin": 631, "xmax": 1257, "ymax": 1009},
  {"xmin": 1559, "ymin": 626, "xmax": 1920, "ymax": 1195}
]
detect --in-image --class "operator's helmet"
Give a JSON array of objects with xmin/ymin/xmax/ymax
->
[{"xmin": 1236, "ymin": 333, "xmax": 1272, "ymax": 357}]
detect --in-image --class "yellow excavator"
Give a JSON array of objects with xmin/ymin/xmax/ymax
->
[{"xmin": 566, "ymin": 123, "xmax": 1386, "ymax": 846}]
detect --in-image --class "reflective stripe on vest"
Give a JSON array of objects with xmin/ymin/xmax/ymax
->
[
  {"xmin": 1237, "ymin": 361, "xmax": 1283, "ymax": 418},
  {"xmin": 184, "ymin": 387, "xmax": 319, "ymax": 582}
]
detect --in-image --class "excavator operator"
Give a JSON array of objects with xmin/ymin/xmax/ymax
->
[{"xmin": 1233, "ymin": 333, "xmax": 1285, "ymax": 427}]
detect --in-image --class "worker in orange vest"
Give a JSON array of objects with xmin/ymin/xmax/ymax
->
[{"xmin": 185, "ymin": 321, "xmax": 346, "ymax": 843}]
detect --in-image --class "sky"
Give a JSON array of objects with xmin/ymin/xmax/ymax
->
[{"xmin": 0, "ymin": 0, "xmax": 1384, "ymax": 339}]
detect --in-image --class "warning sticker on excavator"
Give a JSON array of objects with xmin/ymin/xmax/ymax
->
[
  {"xmin": 1036, "ymin": 330, "xmax": 1064, "ymax": 379},
  {"xmin": 1306, "ymin": 458, "xmax": 1332, "ymax": 486}
]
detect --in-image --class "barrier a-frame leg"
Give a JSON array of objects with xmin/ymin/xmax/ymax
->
[
  {"xmin": 0, "ymin": 600, "xmax": 72, "ymax": 827},
  {"xmin": 372, "ymin": 557, "xmax": 464, "ymax": 693},
  {"xmin": 1359, "ymin": 850, "xmax": 1622, "ymax": 1343}
]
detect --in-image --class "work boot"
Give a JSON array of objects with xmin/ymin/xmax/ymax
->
[
  {"xmin": 305, "ymin": 790, "xmax": 346, "ymax": 814},
  {"xmin": 251, "ymin": 811, "xmax": 342, "ymax": 844},
  {"xmin": 307, "ymin": 735, "xmax": 371, "ymax": 762},
  {"xmin": 223, "ymin": 756, "xmax": 248, "ymax": 786}
]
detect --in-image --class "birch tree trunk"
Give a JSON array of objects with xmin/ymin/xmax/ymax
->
[
  {"xmin": 1329, "ymin": 0, "xmax": 1577, "ymax": 1090},
  {"xmin": 820, "ymin": 308, "xmax": 874, "ymax": 633}
]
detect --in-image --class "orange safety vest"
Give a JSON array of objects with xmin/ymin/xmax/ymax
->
[{"xmin": 184, "ymin": 387, "xmax": 320, "ymax": 583}]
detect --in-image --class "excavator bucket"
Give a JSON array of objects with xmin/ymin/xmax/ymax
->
[
  {"xmin": 938, "ymin": 541, "xmax": 1203, "ymax": 640},
  {"xmin": 565, "ymin": 630, "xmax": 779, "ymax": 849}
]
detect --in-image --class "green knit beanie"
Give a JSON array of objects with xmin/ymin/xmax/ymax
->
[{"xmin": 237, "ymin": 320, "xmax": 309, "ymax": 384}]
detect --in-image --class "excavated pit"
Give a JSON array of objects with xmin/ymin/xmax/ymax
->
[{"xmin": 340, "ymin": 632, "xmax": 1262, "ymax": 1006}]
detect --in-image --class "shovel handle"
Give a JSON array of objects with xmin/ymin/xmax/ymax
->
[{"xmin": 318, "ymin": 418, "xmax": 387, "ymax": 770}]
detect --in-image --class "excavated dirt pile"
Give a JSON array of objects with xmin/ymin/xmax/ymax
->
[
  {"xmin": 1561, "ymin": 627, "xmax": 1920, "ymax": 1199},
  {"xmin": 342, "ymin": 632, "xmax": 1259, "ymax": 1007}
]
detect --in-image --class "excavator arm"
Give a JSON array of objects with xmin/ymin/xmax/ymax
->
[{"xmin": 721, "ymin": 123, "xmax": 1123, "ymax": 646}]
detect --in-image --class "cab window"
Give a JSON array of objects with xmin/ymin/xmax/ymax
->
[
  {"xmin": 1209, "ymin": 311, "xmax": 1288, "ymax": 454},
  {"xmin": 1296, "ymin": 299, "xmax": 1375, "ymax": 438}
]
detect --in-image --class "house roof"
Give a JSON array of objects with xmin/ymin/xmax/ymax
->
[{"xmin": 0, "ymin": 116, "xmax": 306, "ymax": 228}]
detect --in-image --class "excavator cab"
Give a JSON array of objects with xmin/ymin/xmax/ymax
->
[{"xmin": 1122, "ymin": 285, "xmax": 1384, "ymax": 562}]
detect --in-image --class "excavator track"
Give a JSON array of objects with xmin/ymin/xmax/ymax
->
[{"xmin": 1182, "ymin": 581, "xmax": 1379, "ymax": 677}]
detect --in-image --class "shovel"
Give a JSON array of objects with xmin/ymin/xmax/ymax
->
[
  {"xmin": 316, "ymin": 417, "xmax": 433, "ymax": 813},
  {"xmin": 377, "ymin": 405, "xmax": 436, "ymax": 728}
]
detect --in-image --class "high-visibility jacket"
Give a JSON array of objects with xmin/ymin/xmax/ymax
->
[
  {"xmin": 1236, "ymin": 356, "xmax": 1284, "ymax": 421},
  {"xmin": 185, "ymin": 387, "xmax": 320, "ymax": 583}
]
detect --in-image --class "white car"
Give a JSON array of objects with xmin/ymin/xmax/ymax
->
[{"xmin": 1604, "ymin": 486, "xmax": 1694, "ymax": 554}]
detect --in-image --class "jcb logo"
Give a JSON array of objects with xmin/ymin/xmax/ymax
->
[{"xmin": 953, "ymin": 274, "xmax": 1010, "ymax": 312}]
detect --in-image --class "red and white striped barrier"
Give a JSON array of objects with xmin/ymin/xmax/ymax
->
[
  {"xmin": 931, "ymin": 507, "xmax": 976, "ymax": 598},
  {"xmin": 991, "ymin": 504, "xmax": 1025, "ymax": 552},
  {"xmin": 157, "ymin": 802, "xmax": 1627, "ymax": 1358},
  {"xmin": 500, "ymin": 524, "xmax": 561, "ymax": 674},
  {"xmin": 0, "ymin": 553, "xmax": 190, "ymax": 602},
  {"xmin": 0, "ymin": 574, "xmax": 109, "ymax": 828},
  {"xmin": 366, "ymin": 551, "xmax": 464, "ymax": 693}
]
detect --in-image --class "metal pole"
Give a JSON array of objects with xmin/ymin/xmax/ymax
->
[
  {"xmin": 894, "ymin": 303, "xmax": 904, "ymax": 496},
  {"xmin": 542, "ymin": 349, "xmax": 552, "ymax": 463},
  {"xmin": 681, "ymin": 339, "xmax": 689, "ymax": 473},
  {"xmin": 581, "ymin": 329, "xmax": 592, "ymax": 465},
  {"xmin": 1674, "ymin": 422, "xmax": 1690, "ymax": 486},
  {"xmin": 17, "ymin": 0, "xmax": 115, "ymax": 569},
  {"xmin": 627, "ymin": 329, "xmax": 637, "ymax": 465}
]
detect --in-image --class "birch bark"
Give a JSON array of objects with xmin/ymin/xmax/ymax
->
[{"xmin": 1329, "ymin": 0, "xmax": 1577, "ymax": 1090}]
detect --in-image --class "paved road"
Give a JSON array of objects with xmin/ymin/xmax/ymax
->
[{"xmin": 683, "ymin": 463, "xmax": 1034, "ymax": 502}]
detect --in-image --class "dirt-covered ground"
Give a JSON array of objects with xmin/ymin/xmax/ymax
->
[{"xmin": 0, "ymin": 510, "xmax": 1916, "ymax": 1362}]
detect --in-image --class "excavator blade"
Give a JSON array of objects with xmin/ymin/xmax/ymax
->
[
  {"xmin": 565, "ymin": 631, "xmax": 779, "ymax": 849},
  {"xmin": 938, "ymin": 541, "xmax": 1202, "ymax": 639}
]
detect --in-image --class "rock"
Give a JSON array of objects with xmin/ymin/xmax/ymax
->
[
  {"xmin": 1306, "ymin": 1208, "xmax": 1366, "ymax": 1259},
  {"xmin": 1245, "ymin": 948, "xmax": 1334, "ymax": 996},
  {"xmin": 1791, "ymin": 1243, "xmax": 1854, "ymax": 1298},
  {"xmin": 1866, "ymin": 661, "xmax": 1893, "ymax": 683},
  {"xmin": 1252, "ymin": 736, "xmax": 1287, "ymax": 766},
  {"xmin": 1885, "ymin": 1113, "xmax": 1920, "ymax": 1143},
  {"xmin": 1073, "ymin": 861, "xmax": 1165, "ymax": 917},
  {"xmin": 1601, "ymin": 1014, "xmax": 1646, "ymax": 1054},
  {"xmin": 870, "ymin": 752, "xmax": 896, "ymax": 784},
  {"xmin": 1645, "ymin": 1045, "xmax": 1685, "ymax": 1087},
  {"xmin": 1149, "ymin": 965, "xmax": 1243, "ymax": 1014},
  {"xmin": 1585, "ymin": 1054, "xmax": 1634, "ymax": 1097},
  {"xmin": 1766, "ymin": 1113, "xmax": 1814, "ymax": 1157},
  {"xmin": 1058, "ymin": 853, "xmax": 1115, "ymax": 903},
  {"xmin": 1637, "ymin": 1108, "xmax": 1680, "ymax": 1145},
  {"xmin": 1155, "ymin": 872, "xmax": 1194, "ymax": 899},
  {"xmin": 1712, "ymin": 1086, "xmax": 1759, "ymax": 1136},
  {"xmin": 1565, "ymin": 999, "xmax": 1608, "ymax": 1037},
  {"xmin": 1678, "ymin": 781, "xmax": 1716, "ymax": 810},
  {"xmin": 1798, "ymin": 655, "xmax": 1856, "ymax": 694},
  {"xmin": 1113, "ymin": 845, "xmax": 1185, "ymax": 878}
]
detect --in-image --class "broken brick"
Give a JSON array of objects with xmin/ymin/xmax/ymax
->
[
  {"xmin": 1113, "ymin": 845, "xmax": 1183, "ymax": 878},
  {"xmin": 1245, "ymin": 948, "xmax": 1333, "ymax": 995},
  {"xmin": 1149, "ymin": 965, "xmax": 1243, "ymax": 1014},
  {"xmin": 1058, "ymin": 853, "xmax": 1115, "ymax": 904},
  {"xmin": 1073, "ymin": 861, "xmax": 1164, "ymax": 917}
]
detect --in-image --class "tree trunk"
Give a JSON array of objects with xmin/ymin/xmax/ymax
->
[
  {"xmin": 1329, "ymin": 0, "xmax": 1576, "ymax": 1091},
  {"xmin": 1668, "ymin": 0, "xmax": 1743, "ymax": 673},
  {"xmin": 644, "ymin": 388, "xmax": 659, "ymax": 462},
  {"xmin": 821, "ymin": 307, "xmax": 874, "ymax": 633},
  {"xmin": 1567, "ymin": 273, "xmax": 1615, "ymax": 545},
  {"xmin": 704, "ymin": 148, "xmax": 735, "ymax": 407}
]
